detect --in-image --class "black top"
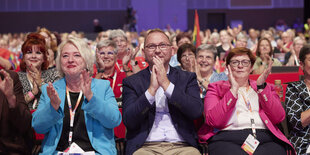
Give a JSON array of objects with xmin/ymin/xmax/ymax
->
[
  {"xmin": 216, "ymin": 45, "xmax": 230, "ymax": 60},
  {"xmin": 56, "ymin": 92, "xmax": 95, "ymax": 152}
]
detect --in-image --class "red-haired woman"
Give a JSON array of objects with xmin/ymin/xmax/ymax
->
[{"xmin": 18, "ymin": 33, "xmax": 59, "ymax": 110}]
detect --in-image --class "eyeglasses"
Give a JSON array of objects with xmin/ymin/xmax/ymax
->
[
  {"xmin": 181, "ymin": 53, "xmax": 195, "ymax": 60},
  {"xmin": 230, "ymin": 60, "xmax": 251, "ymax": 67},
  {"xmin": 145, "ymin": 43, "xmax": 171, "ymax": 51},
  {"xmin": 99, "ymin": 51, "xmax": 115, "ymax": 57}
]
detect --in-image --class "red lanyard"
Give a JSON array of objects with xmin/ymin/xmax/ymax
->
[{"xmin": 66, "ymin": 86, "xmax": 83, "ymax": 145}]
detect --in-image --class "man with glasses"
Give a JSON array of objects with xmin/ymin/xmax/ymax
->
[
  {"xmin": 122, "ymin": 29, "xmax": 203, "ymax": 155},
  {"xmin": 123, "ymin": 29, "xmax": 203, "ymax": 155}
]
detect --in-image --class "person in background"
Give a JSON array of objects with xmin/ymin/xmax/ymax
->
[
  {"xmin": 247, "ymin": 28, "xmax": 258, "ymax": 51},
  {"xmin": 208, "ymin": 32, "xmax": 221, "ymax": 47},
  {"xmin": 168, "ymin": 32, "xmax": 192, "ymax": 67},
  {"xmin": 195, "ymin": 44, "xmax": 228, "ymax": 99},
  {"xmin": 95, "ymin": 39, "xmax": 126, "ymax": 98},
  {"xmin": 198, "ymin": 47, "xmax": 295, "ymax": 155},
  {"xmin": 177, "ymin": 43, "xmax": 196, "ymax": 71},
  {"xmin": 217, "ymin": 30, "xmax": 234, "ymax": 60},
  {"xmin": 284, "ymin": 36, "xmax": 306, "ymax": 66},
  {"xmin": 176, "ymin": 32, "xmax": 192, "ymax": 47},
  {"xmin": 0, "ymin": 39, "xmax": 14, "ymax": 70},
  {"xmin": 109, "ymin": 29, "xmax": 141, "ymax": 76},
  {"xmin": 0, "ymin": 69, "xmax": 34, "ymax": 154},
  {"xmin": 37, "ymin": 28, "xmax": 58, "ymax": 70},
  {"xmin": 252, "ymin": 38, "xmax": 282, "ymax": 74},
  {"xmin": 93, "ymin": 19, "xmax": 103, "ymax": 33},
  {"xmin": 122, "ymin": 29, "xmax": 203, "ymax": 155},
  {"xmin": 277, "ymin": 31, "xmax": 293, "ymax": 53},
  {"xmin": 285, "ymin": 44, "xmax": 310, "ymax": 154},
  {"xmin": 32, "ymin": 36, "xmax": 121, "ymax": 154},
  {"xmin": 261, "ymin": 31, "xmax": 279, "ymax": 51},
  {"xmin": 235, "ymin": 32, "xmax": 248, "ymax": 48},
  {"xmin": 168, "ymin": 33, "xmax": 180, "ymax": 67},
  {"xmin": 18, "ymin": 33, "xmax": 59, "ymax": 110}
]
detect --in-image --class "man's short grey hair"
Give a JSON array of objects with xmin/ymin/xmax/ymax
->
[
  {"xmin": 96, "ymin": 39, "xmax": 117, "ymax": 54},
  {"xmin": 56, "ymin": 36, "xmax": 95, "ymax": 77},
  {"xmin": 197, "ymin": 44, "xmax": 217, "ymax": 60},
  {"xmin": 108, "ymin": 29, "xmax": 127, "ymax": 40},
  {"xmin": 236, "ymin": 32, "xmax": 248, "ymax": 41}
]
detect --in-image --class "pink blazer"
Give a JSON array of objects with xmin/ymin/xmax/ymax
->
[{"xmin": 198, "ymin": 80, "xmax": 295, "ymax": 155}]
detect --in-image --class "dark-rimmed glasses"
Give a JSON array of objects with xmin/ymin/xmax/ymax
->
[{"xmin": 230, "ymin": 60, "xmax": 251, "ymax": 67}]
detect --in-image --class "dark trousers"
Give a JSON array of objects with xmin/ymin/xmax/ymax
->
[{"xmin": 208, "ymin": 129, "xmax": 287, "ymax": 155}]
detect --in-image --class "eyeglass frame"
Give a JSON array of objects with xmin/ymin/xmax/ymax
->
[
  {"xmin": 229, "ymin": 59, "xmax": 252, "ymax": 67},
  {"xmin": 98, "ymin": 51, "xmax": 116, "ymax": 57},
  {"xmin": 145, "ymin": 43, "xmax": 171, "ymax": 51}
]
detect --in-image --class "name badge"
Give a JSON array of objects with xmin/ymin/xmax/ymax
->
[{"xmin": 241, "ymin": 134, "xmax": 260, "ymax": 155}]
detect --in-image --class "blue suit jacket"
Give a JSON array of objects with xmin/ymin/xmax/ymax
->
[
  {"xmin": 122, "ymin": 67, "xmax": 203, "ymax": 155},
  {"xmin": 32, "ymin": 78, "xmax": 122, "ymax": 155}
]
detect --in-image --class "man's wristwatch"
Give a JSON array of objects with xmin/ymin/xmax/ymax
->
[{"xmin": 257, "ymin": 82, "xmax": 267, "ymax": 90}]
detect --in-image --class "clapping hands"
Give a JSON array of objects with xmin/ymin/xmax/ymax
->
[{"xmin": 148, "ymin": 56, "xmax": 170, "ymax": 96}]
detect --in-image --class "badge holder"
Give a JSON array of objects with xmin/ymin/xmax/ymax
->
[
  {"xmin": 57, "ymin": 142, "xmax": 95, "ymax": 155},
  {"xmin": 241, "ymin": 119, "xmax": 260, "ymax": 155}
]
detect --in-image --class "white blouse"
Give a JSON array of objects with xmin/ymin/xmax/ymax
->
[{"xmin": 223, "ymin": 86, "xmax": 266, "ymax": 130}]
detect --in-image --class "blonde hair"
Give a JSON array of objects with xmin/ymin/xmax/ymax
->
[{"xmin": 56, "ymin": 36, "xmax": 94, "ymax": 77}]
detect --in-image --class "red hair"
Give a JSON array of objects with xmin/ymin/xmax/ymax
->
[{"xmin": 20, "ymin": 33, "xmax": 49, "ymax": 71}]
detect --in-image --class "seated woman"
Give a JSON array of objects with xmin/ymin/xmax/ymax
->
[
  {"xmin": 195, "ymin": 44, "xmax": 228, "ymax": 98},
  {"xmin": 32, "ymin": 36, "xmax": 122, "ymax": 154},
  {"xmin": 284, "ymin": 36, "xmax": 306, "ymax": 66},
  {"xmin": 285, "ymin": 44, "xmax": 310, "ymax": 154},
  {"xmin": 198, "ymin": 47, "xmax": 295, "ymax": 155},
  {"xmin": 18, "ymin": 33, "xmax": 59, "ymax": 110},
  {"xmin": 108, "ymin": 29, "xmax": 141, "ymax": 76},
  {"xmin": 177, "ymin": 43, "xmax": 196, "ymax": 71},
  {"xmin": 252, "ymin": 38, "xmax": 282, "ymax": 74},
  {"xmin": 94, "ymin": 39, "xmax": 126, "ymax": 98}
]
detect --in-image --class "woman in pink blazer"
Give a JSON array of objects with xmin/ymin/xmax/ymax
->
[{"xmin": 198, "ymin": 47, "xmax": 295, "ymax": 155}]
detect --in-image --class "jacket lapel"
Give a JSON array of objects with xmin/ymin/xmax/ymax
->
[{"xmin": 167, "ymin": 66, "xmax": 177, "ymax": 85}]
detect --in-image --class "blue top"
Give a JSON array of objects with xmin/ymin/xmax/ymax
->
[
  {"xmin": 200, "ymin": 71, "xmax": 228, "ymax": 98},
  {"xmin": 32, "ymin": 78, "xmax": 122, "ymax": 155}
]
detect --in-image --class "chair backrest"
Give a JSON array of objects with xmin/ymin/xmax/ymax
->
[{"xmin": 249, "ymin": 72, "xmax": 300, "ymax": 84}]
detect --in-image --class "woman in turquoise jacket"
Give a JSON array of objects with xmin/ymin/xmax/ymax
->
[{"xmin": 32, "ymin": 36, "xmax": 122, "ymax": 154}]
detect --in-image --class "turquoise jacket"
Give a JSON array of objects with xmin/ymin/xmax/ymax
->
[{"xmin": 32, "ymin": 78, "xmax": 122, "ymax": 155}]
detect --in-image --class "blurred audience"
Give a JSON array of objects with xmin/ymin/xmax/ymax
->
[
  {"xmin": 253, "ymin": 38, "xmax": 282, "ymax": 74},
  {"xmin": 284, "ymin": 36, "xmax": 306, "ymax": 66}
]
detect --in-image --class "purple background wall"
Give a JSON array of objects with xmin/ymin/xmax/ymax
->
[{"xmin": 0, "ymin": 0, "xmax": 304, "ymax": 33}]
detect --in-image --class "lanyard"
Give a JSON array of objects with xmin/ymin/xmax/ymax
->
[
  {"xmin": 240, "ymin": 86, "xmax": 257, "ymax": 138},
  {"xmin": 116, "ymin": 61, "xmax": 123, "ymax": 72},
  {"xmin": 111, "ymin": 71, "xmax": 117, "ymax": 91},
  {"xmin": 66, "ymin": 87, "xmax": 83, "ymax": 146}
]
